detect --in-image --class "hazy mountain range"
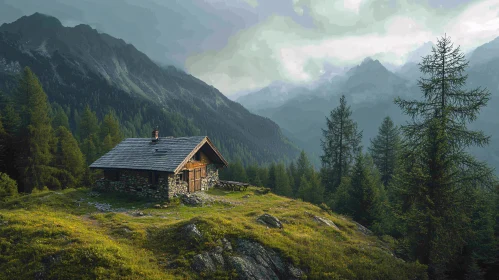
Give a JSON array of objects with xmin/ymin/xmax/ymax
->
[
  {"xmin": 238, "ymin": 38, "xmax": 499, "ymax": 170},
  {"xmin": 0, "ymin": 13, "xmax": 298, "ymax": 165}
]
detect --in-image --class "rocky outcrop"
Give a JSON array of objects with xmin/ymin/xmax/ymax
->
[
  {"xmin": 229, "ymin": 239, "xmax": 304, "ymax": 280},
  {"xmin": 354, "ymin": 221, "xmax": 373, "ymax": 236},
  {"xmin": 181, "ymin": 224, "xmax": 203, "ymax": 244},
  {"xmin": 184, "ymin": 223, "xmax": 304, "ymax": 279},
  {"xmin": 257, "ymin": 214, "xmax": 283, "ymax": 229}
]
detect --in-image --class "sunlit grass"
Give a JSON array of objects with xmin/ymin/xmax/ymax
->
[{"xmin": 0, "ymin": 187, "xmax": 427, "ymax": 279}]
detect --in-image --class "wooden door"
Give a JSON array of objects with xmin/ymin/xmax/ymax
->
[
  {"xmin": 188, "ymin": 170, "xmax": 194, "ymax": 192},
  {"xmin": 194, "ymin": 168, "xmax": 201, "ymax": 191}
]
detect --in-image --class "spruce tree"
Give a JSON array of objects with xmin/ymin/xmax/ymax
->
[
  {"xmin": 348, "ymin": 153, "xmax": 382, "ymax": 227},
  {"xmin": 230, "ymin": 159, "xmax": 248, "ymax": 183},
  {"xmin": 52, "ymin": 104, "xmax": 70, "ymax": 130},
  {"xmin": 99, "ymin": 111, "xmax": 122, "ymax": 155},
  {"xmin": 394, "ymin": 35, "xmax": 495, "ymax": 277},
  {"xmin": 268, "ymin": 163, "xmax": 277, "ymax": 190},
  {"xmin": 274, "ymin": 162, "xmax": 292, "ymax": 197},
  {"xmin": 54, "ymin": 126, "xmax": 85, "ymax": 189},
  {"xmin": 321, "ymin": 95, "xmax": 362, "ymax": 193},
  {"xmin": 308, "ymin": 172, "xmax": 325, "ymax": 204},
  {"xmin": 368, "ymin": 116, "xmax": 400, "ymax": 186},
  {"xmin": 78, "ymin": 106, "xmax": 100, "ymax": 164},
  {"xmin": 297, "ymin": 175, "xmax": 311, "ymax": 201},
  {"xmin": 15, "ymin": 67, "xmax": 59, "ymax": 192}
]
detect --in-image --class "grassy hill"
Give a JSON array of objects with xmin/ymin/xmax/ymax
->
[{"xmin": 0, "ymin": 187, "xmax": 427, "ymax": 279}]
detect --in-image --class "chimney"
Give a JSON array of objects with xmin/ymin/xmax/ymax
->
[{"xmin": 152, "ymin": 127, "xmax": 159, "ymax": 142}]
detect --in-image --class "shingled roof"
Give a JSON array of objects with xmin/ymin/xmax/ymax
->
[{"xmin": 89, "ymin": 136, "xmax": 227, "ymax": 173}]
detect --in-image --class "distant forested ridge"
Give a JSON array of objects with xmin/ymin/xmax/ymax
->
[{"xmin": 0, "ymin": 13, "xmax": 298, "ymax": 166}]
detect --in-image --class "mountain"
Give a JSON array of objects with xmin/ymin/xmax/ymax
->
[
  {"xmin": 469, "ymin": 36, "xmax": 499, "ymax": 67},
  {"xmin": 236, "ymin": 81, "xmax": 312, "ymax": 111},
  {"xmin": 252, "ymin": 58, "xmax": 414, "ymax": 167},
  {"xmin": 0, "ymin": 13, "xmax": 298, "ymax": 164},
  {"xmin": 248, "ymin": 36, "xmax": 499, "ymax": 173}
]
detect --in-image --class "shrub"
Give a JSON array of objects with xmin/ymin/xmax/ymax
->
[{"xmin": 0, "ymin": 172, "xmax": 18, "ymax": 199}]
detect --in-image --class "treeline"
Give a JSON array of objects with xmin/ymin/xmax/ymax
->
[
  {"xmin": 220, "ymin": 150, "xmax": 324, "ymax": 204},
  {"xmin": 223, "ymin": 36, "xmax": 499, "ymax": 279},
  {"xmin": 0, "ymin": 67, "xmax": 122, "ymax": 194}
]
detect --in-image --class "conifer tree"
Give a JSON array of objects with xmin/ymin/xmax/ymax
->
[
  {"xmin": 321, "ymin": 95, "xmax": 362, "ymax": 193},
  {"xmin": 230, "ymin": 159, "xmax": 248, "ymax": 183},
  {"xmin": 246, "ymin": 164, "xmax": 262, "ymax": 186},
  {"xmin": 99, "ymin": 111, "xmax": 122, "ymax": 155},
  {"xmin": 394, "ymin": 35, "xmax": 495, "ymax": 276},
  {"xmin": 368, "ymin": 116, "xmax": 400, "ymax": 186},
  {"xmin": 267, "ymin": 163, "xmax": 277, "ymax": 190},
  {"xmin": 54, "ymin": 126, "xmax": 85, "ymax": 189},
  {"xmin": 14, "ymin": 67, "xmax": 59, "ymax": 192},
  {"xmin": 258, "ymin": 166, "xmax": 269, "ymax": 188},
  {"xmin": 274, "ymin": 162, "xmax": 292, "ymax": 197},
  {"xmin": 0, "ymin": 172, "xmax": 17, "ymax": 200},
  {"xmin": 348, "ymin": 153, "xmax": 382, "ymax": 227},
  {"xmin": 2, "ymin": 103, "xmax": 20, "ymax": 135},
  {"xmin": 52, "ymin": 104, "xmax": 70, "ymax": 130},
  {"xmin": 78, "ymin": 106, "xmax": 100, "ymax": 164},
  {"xmin": 297, "ymin": 175, "xmax": 311, "ymax": 201},
  {"xmin": 308, "ymin": 172, "xmax": 325, "ymax": 204}
]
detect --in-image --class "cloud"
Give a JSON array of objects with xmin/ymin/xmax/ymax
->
[{"xmin": 186, "ymin": 0, "xmax": 499, "ymax": 95}]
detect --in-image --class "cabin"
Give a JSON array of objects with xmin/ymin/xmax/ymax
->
[{"xmin": 89, "ymin": 129, "xmax": 228, "ymax": 199}]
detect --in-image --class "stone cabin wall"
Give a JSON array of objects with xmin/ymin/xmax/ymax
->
[
  {"xmin": 94, "ymin": 165, "xmax": 220, "ymax": 200},
  {"xmin": 94, "ymin": 169, "xmax": 172, "ymax": 200}
]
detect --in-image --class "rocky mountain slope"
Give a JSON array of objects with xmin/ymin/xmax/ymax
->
[
  {"xmin": 0, "ymin": 13, "xmax": 298, "ymax": 164},
  {"xmin": 0, "ymin": 187, "xmax": 427, "ymax": 279}
]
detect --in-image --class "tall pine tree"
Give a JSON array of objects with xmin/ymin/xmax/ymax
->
[
  {"xmin": 394, "ymin": 35, "xmax": 495, "ymax": 277},
  {"xmin": 321, "ymin": 95, "xmax": 362, "ymax": 193},
  {"xmin": 54, "ymin": 126, "xmax": 85, "ymax": 189},
  {"xmin": 15, "ymin": 67, "xmax": 59, "ymax": 192},
  {"xmin": 368, "ymin": 116, "xmax": 400, "ymax": 186}
]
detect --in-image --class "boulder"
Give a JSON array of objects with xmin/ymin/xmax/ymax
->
[
  {"xmin": 192, "ymin": 252, "xmax": 216, "ymax": 273},
  {"xmin": 354, "ymin": 221, "xmax": 373, "ymax": 236},
  {"xmin": 313, "ymin": 216, "xmax": 340, "ymax": 231},
  {"xmin": 181, "ymin": 223, "xmax": 203, "ymax": 243},
  {"xmin": 257, "ymin": 214, "xmax": 283, "ymax": 229},
  {"xmin": 181, "ymin": 194, "xmax": 204, "ymax": 206}
]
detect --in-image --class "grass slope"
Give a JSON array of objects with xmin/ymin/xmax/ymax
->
[{"xmin": 0, "ymin": 188, "xmax": 427, "ymax": 279}]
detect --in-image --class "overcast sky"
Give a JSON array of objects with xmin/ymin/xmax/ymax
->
[{"xmin": 1, "ymin": 0, "xmax": 498, "ymax": 95}]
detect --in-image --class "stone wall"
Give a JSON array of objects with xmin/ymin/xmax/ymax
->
[
  {"xmin": 94, "ymin": 170, "xmax": 170, "ymax": 200},
  {"xmin": 94, "ymin": 166, "xmax": 220, "ymax": 200},
  {"xmin": 201, "ymin": 164, "xmax": 219, "ymax": 191},
  {"xmin": 168, "ymin": 174, "xmax": 189, "ymax": 198}
]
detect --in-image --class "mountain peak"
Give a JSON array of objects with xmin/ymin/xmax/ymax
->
[
  {"xmin": 361, "ymin": 57, "xmax": 374, "ymax": 65},
  {"xmin": 11, "ymin": 12, "xmax": 63, "ymax": 30}
]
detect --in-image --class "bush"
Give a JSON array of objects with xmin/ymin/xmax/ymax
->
[{"xmin": 0, "ymin": 172, "xmax": 18, "ymax": 199}]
